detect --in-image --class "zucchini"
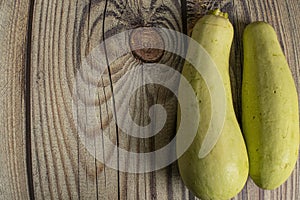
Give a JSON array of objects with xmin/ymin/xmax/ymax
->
[
  {"xmin": 242, "ymin": 21, "xmax": 299, "ymax": 189},
  {"xmin": 177, "ymin": 9, "xmax": 249, "ymax": 200}
]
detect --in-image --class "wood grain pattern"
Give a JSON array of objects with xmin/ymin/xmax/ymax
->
[
  {"xmin": 0, "ymin": 0, "xmax": 299, "ymax": 199},
  {"xmin": 31, "ymin": 0, "xmax": 185, "ymax": 199},
  {"xmin": 0, "ymin": 0, "xmax": 31, "ymax": 199},
  {"xmin": 30, "ymin": 0, "xmax": 118, "ymax": 199}
]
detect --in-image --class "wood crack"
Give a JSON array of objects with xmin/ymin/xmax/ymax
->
[
  {"xmin": 102, "ymin": 0, "xmax": 121, "ymax": 199},
  {"xmin": 25, "ymin": 0, "xmax": 36, "ymax": 199}
]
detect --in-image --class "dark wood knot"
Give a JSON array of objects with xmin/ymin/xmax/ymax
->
[{"xmin": 129, "ymin": 27, "xmax": 164, "ymax": 63}]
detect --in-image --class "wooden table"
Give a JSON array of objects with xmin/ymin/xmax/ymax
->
[{"xmin": 0, "ymin": 0, "xmax": 299, "ymax": 199}]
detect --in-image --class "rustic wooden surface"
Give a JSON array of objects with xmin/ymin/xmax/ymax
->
[
  {"xmin": 0, "ymin": 0, "xmax": 31, "ymax": 199},
  {"xmin": 0, "ymin": 0, "xmax": 299, "ymax": 199}
]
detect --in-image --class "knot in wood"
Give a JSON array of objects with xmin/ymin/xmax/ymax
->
[{"xmin": 129, "ymin": 27, "xmax": 164, "ymax": 63}]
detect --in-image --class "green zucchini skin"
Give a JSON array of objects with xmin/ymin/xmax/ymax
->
[
  {"xmin": 242, "ymin": 21, "xmax": 299, "ymax": 190},
  {"xmin": 177, "ymin": 11, "xmax": 249, "ymax": 200}
]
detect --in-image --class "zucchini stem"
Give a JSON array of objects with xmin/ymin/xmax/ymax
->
[{"xmin": 210, "ymin": 9, "xmax": 229, "ymax": 19}]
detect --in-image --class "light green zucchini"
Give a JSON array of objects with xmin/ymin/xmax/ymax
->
[
  {"xmin": 242, "ymin": 21, "xmax": 299, "ymax": 190},
  {"xmin": 177, "ymin": 9, "xmax": 249, "ymax": 200}
]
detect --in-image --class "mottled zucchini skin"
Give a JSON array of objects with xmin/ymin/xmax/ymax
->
[
  {"xmin": 242, "ymin": 21, "xmax": 299, "ymax": 190},
  {"xmin": 177, "ymin": 11, "xmax": 249, "ymax": 200}
]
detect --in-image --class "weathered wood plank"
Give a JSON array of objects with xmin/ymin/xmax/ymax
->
[
  {"xmin": 98, "ymin": 0, "xmax": 185, "ymax": 199},
  {"xmin": 0, "ymin": 0, "xmax": 31, "ymax": 199},
  {"xmin": 30, "ymin": 0, "xmax": 119, "ymax": 199},
  {"xmin": 30, "ymin": 0, "xmax": 186, "ymax": 199}
]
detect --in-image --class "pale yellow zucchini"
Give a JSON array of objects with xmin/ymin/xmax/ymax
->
[
  {"xmin": 242, "ymin": 21, "xmax": 299, "ymax": 190},
  {"xmin": 177, "ymin": 9, "xmax": 249, "ymax": 200}
]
